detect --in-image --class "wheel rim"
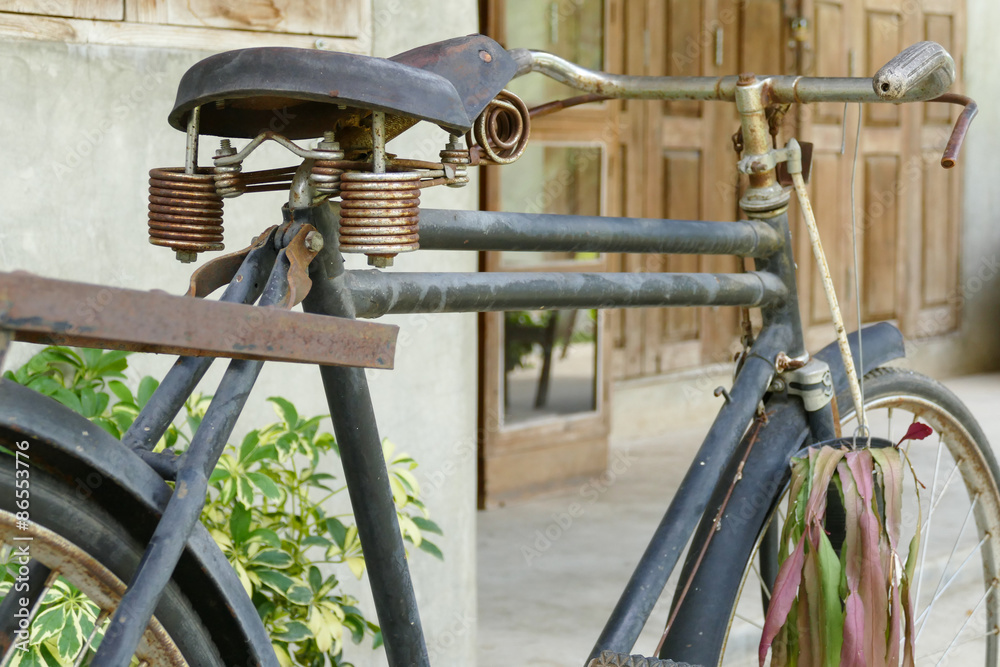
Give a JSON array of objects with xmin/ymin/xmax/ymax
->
[
  {"xmin": 721, "ymin": 392, "xmax": 1000, "ymax": 666},
  {"xmin": 0, "ymin": 512, "xmax": 188, "ymax": 667}
]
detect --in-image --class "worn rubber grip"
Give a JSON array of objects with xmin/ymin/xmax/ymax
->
[{"xmin": 873, "ymin": 40, "xmax": 955, "ymax": 101}]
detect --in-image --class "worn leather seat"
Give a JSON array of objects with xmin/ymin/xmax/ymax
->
[{"xmin": 168, "ymin": 34, "xmax": 518, "ymax": 140}]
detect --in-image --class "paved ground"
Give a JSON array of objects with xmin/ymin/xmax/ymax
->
[{"xmin": 477, "ymin": 372, "xmax": 1000, "ymax": 666}]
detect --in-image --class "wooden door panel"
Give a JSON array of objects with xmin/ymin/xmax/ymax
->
[
  {"xmin": 740, "ymin": 0, "xmax": 785, "ymax": 75},
  {"xmin": 662, "ymin": 151, "xmax": 703, "ymax": 346},
  {"xmin": 807, "ymin": 153, "xmax": 849, "ymax": 326},
  {"xmin": 921, "ymin": 157, "xmax": 957, "ymax": 307},
  {"xmin": 914, "ymin": 0, "xmax": 963, "ymax": 335},
  {"xmin": 665, "ymin": 0, "xmax": 704, "ymax": 118},
  {"xmin": 924, "ymin": 14, "xmax": 955, "ymax": 123},
  {"xmin": 866, "ymin": 11, "xmax": 903, "ymax": 126},
  {"xmin": 813, "ymin": 1, "xmax": 848, "ymax": 123},
  {"xmin": 862, "ymin": 155, "xmax": 901, "ymax": 321}
]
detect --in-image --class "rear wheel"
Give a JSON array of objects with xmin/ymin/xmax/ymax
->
[
  {"xmin": 666, "ymin": 368, "xmax": 1000, "ymax": 666},
  {"xmin": 0, "ymin": 447, "xmax": 224, "ymax": 666}
]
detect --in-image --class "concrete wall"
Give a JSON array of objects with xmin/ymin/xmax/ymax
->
[
  {"xmin": 0, "ymin": 1, "xmax": 479, "ymax": 664},
  {"xmin": 612, "ymin": 2, "xmax": 1000, "ymax": 441}
]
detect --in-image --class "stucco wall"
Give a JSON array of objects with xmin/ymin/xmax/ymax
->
[{"xmin": 0, "ymin": 1, "xmax": 479, "ymax": 664}]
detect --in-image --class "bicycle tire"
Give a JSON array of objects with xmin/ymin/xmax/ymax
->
[
  {"xmin": 0, "ymin": 443, "xmax": 225, "ymax": 667},
  {"xmin": 660, "ymin": 367, "xmax": 1000, "ymax": 666}
]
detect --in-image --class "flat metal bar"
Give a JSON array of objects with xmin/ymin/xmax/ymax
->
[
  {"xmin": 348, "ymin": 270, "xmax": 786, "ymax": 317},
  {"xmin": 418, "ymin": 208, "xmax": 784, "ymax": 257},
  {"xmin": 91, "ymin": 251, "xmax": 292, "ymax": 666},
  {"xmin": 0, "ymin": 271, "xmax": 397, "ymax": 369},
  {"xmin": 589, "ymin": 323, "xmax": 790, "ymax": 659}
]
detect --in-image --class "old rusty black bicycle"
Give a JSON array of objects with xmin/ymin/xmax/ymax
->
[{"xmin": 0, "ymin": 34, "xmax": 995, "ymax": 667}]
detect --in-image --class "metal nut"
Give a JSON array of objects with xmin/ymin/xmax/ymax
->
[
  {"xmin": 304, "ymin": 231, "xmax": 324, "ymax": 253},
  {"xmin": 368, "ymin": 255, "xmax": 394, "ymax": 268},
  {"xmin": 175, "ymin": 250, "xmax": 197, "ymax": 264}
]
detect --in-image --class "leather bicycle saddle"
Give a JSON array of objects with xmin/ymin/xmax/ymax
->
[{"xmin": 168, "ymin": 34, "xmax": 518, "ymax": 143}]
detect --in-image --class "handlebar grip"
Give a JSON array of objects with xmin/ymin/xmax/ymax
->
[{"xmin": 873, "ymin": 41, "xmax": 955, "ymax": 101}]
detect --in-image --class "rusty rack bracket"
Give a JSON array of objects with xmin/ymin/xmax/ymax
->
[
  {"xmin": 186, "ymin": 226, "xmax": 278, "ymax": 298},
  {"xmin": 0, "ymin": 271, "xmax": 397, "ymax": 369}
]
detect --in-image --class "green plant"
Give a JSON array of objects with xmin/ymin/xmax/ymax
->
[{"xmin": 1, "ymin": 346, "xmax": 442, "ymax": 666}]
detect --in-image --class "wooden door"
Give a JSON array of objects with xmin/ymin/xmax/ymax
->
[
  {"xmin": 795, "ymin": 0, "xmax": 965, "ymax": 350},
  {"xmin": 479, "ymin": 0, "xmax": 622, "ymax": 507},
  {"xmin": 478, "ymin": 0, "xmax": 966, "ymax": 505},
  {"xmin": 610, "ymin": 0, "xmax": 792, "ymax": 378}
]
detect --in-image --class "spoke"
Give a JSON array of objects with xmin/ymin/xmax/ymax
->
[
  {"xmin": 73, "ymin": 610, "xmax": 109, "ymax": 667},
  {"xmin": 914, "ymin": 438, "xmax": 945, "ymax": 615},
  {"xmin": 752, "ymin": 560, "xmax": 772, "ymax": 599},
  {"xmin": 0, "ymin": 568, "xmax": 59, "ymax": 667},
  {"xmin": 734, "ymin": 613, "xmax": 764, "ymax": 630},
  {"xmin": 917, "ymin": 533, "xmax": 990, "ymax": 638},
  {"xmin": 934, "ymin": 582, "xmax": 993, "ymax": 666},
  {"xmin": 920, "ymin": 494, "xmax": 979, "ymax": 625},
  {"xmin": 917, "ymin": 625, "xmax": 1000, "ymax": 661},
  {"xmin": 925, "ymin": 460, "xmax": 962, "ymax": 521}
]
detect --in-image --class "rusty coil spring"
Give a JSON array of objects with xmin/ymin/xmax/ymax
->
[
  {"xmin": 339, "ymin": 171, "xmax": 421, "ymax": 257},
  {"xmin": 440, "ymin": 148, "xmax": 471, "ymax": 165},
  {"xmin": 148, "ymin": 167, "xmax": 224, "ymax": 253},
  {"xmin": 213, "ymin": 163, "xmax": 244, "ymax": 198},
  {"xmin": 311, "ymin": 160, "xmax": 343, "ymax": 195},
  {"xmin": 472, "ymin": 90, "xmax": 530, "ymax": 164},
  {"xmin": 439, "ymin": 147, "xmax": 470, "ymax": 187}
]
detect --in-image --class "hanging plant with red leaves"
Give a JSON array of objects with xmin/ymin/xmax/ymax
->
[{"xmin": 759, "ymin": 423, "xmax": 932, "ymax": 667}]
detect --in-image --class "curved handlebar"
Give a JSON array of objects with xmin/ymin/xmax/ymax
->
[{"xmin": 510, "ymin": 41, "xmax": 955, "ymax": 105}]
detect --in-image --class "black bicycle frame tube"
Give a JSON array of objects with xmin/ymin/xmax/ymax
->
[
  {"xmin": 347, "ymin": 270, "xmax": 786, "ymax": 317},
  {"xmin": 299, "ymin": 203, "xmax": 431, "ymax": 667},
  {"xmin": 91, "ymin": 250, "xmax": 291, "ymax": 666},
  {"xmin": 587, "ymin": 321, "xmax": 791, "ymax": 660},
  {"xmin": 122, "ymin": 232, "xmax": 279, "ymax": 453},
  {"xmin": 417, "ymin": 208, "xmax": 785, "ymax": 256}
]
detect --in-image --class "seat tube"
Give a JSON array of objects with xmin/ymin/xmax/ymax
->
[{"xmin": 297, "ymin": 202, "xmax": 431, "ymax": 667}]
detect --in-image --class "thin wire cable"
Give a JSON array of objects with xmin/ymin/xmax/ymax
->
[{"xmin": 849, "ymin": 102, "xmax": 867, "ymax": 437}]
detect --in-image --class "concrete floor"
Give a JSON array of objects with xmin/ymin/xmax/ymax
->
[{"xmin": 477, "ymin": 372, "xmax": 1000, "ymax": 666}]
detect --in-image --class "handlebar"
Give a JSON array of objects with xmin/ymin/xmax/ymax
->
[
  {"xmin": 511, "ymin": 41, "xmax": 973, "ymax": 167},
  {"xmin": 511, "ymin": 41, "xmax": 954, "ymax": 105}
]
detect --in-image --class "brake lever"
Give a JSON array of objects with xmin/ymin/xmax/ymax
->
[{"xmin": 930, "ymin": 93, "xmax": 978, "ymax": 169}]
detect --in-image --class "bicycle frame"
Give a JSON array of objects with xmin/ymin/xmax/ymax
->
[{"xmin": 0, "ymin": 36, "xmax": 970, "ymax": 667}]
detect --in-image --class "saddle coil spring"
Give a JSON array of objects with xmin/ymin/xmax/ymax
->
[
  {"xmin": 338, "ymin": 171, "xmax": 422, "ymax": 265},
  {"xmin": 147, "ymin": 167, "xmax": 224, "ymax": 261}
]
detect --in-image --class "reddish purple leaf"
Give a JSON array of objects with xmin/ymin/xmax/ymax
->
[
  {"xmin": 846, "ymin": 451, "xmax": 889, "ymax": 667},
  {"xmin": 896, "ymin": 422, "xmax": 932, "ymax": 447},
  {"xmin": 840, "ymin": 591, "xmax": 866, "ymax": 667},
  {"xmin": 760, "ymin": 533, "xmax": 807, "ymax": 666}
]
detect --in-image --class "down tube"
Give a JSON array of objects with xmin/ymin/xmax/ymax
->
[{"xmin": 588, "ymin": 322, "xmax": 791, "ymax": 661}]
